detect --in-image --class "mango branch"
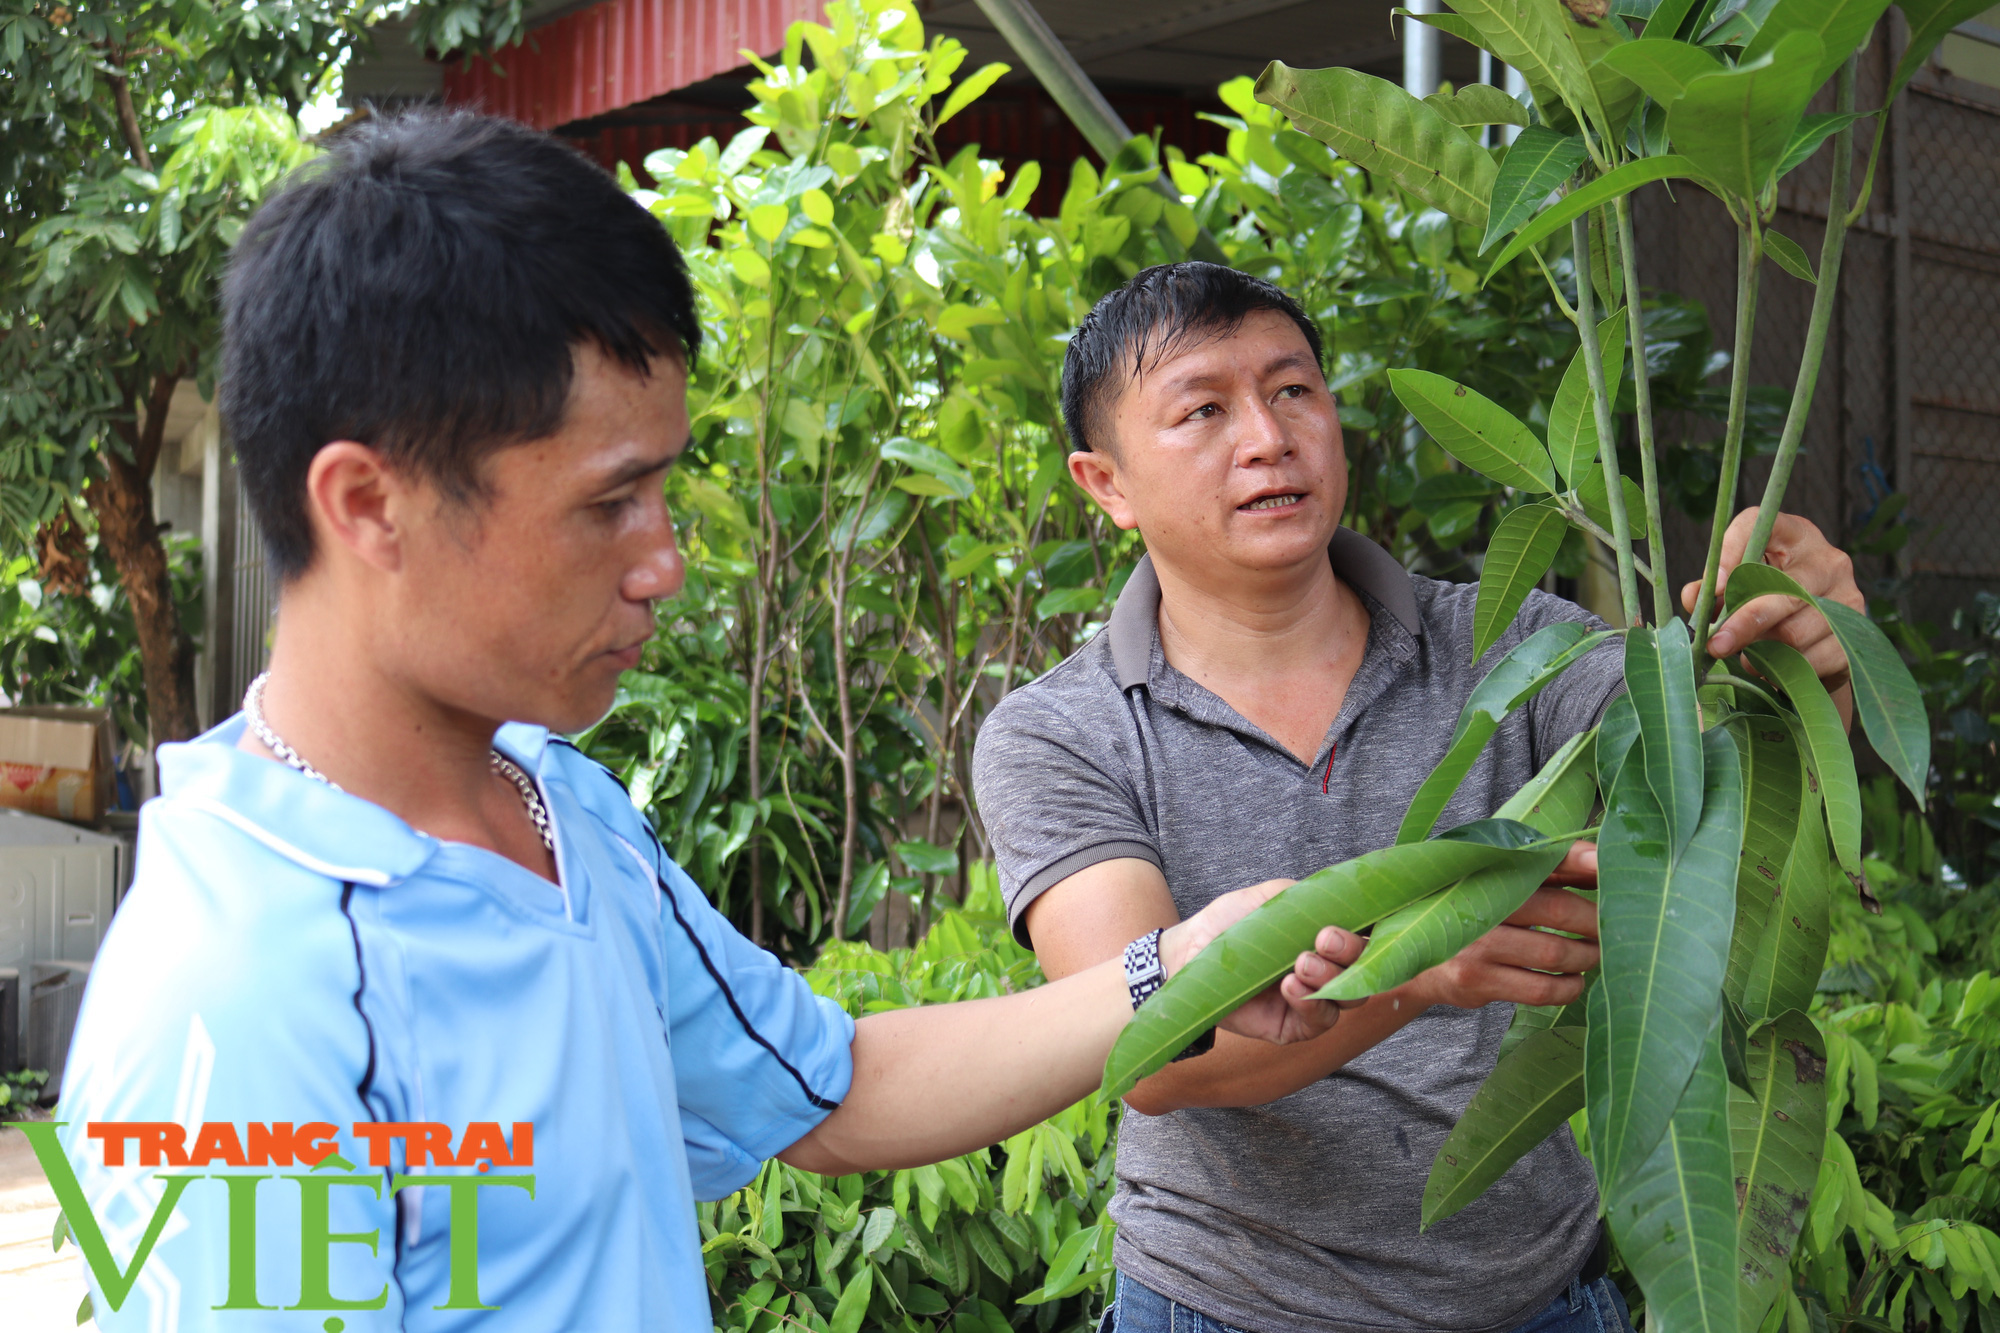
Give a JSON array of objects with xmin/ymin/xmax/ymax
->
[
  {"xmin": 1743, "ymin": 56, "xmax": 1859, "ymax": 568},
  {"xmin": 1688, "ymin": 221, "xmax": 1764, "ymax": 653},
  {"xmin": 1570, "ymin": 212, "xmax": 1643, "ymax": 627},
  {"xmin": 1613, "ymin": 194, "xmax": 1672, "ymax": 626}
]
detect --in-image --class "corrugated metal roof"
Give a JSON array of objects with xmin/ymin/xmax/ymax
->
[{"xmin": 442, "ymin": 0, "xmax": 821, "ymax": 130}]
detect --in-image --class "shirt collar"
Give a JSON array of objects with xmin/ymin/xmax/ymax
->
[
  {"xmin": 1107, "ymin": 527, "xmax": 1423, "ymax": 691},
  {"xmin": 157, "ymin": 716, "xmax": 556, "ymax": 888}
]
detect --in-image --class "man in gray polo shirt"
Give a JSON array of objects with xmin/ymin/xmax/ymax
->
[{"xmin": 972, "ymin": 263, "xmax": 1864, "ymax": 1333}]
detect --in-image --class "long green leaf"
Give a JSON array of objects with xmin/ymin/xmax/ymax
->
[
  {"xmin": 1742, "ymin": 0, "xmax": 1893, "ymax": 96},
  {"xmin": 1598, "ymin": 37, "xmax": 1726, "ymax": 107},
  {"xmin": 1102, "ymin": 820, "xmax": 1546, "ymax": 1098},
  {"xmin": 1484, "ymin": 156, "xmax": 1696, "ymax": 280},
  {"xmin": 1316, "ymin": 730, "xmax": 1598, "ymax": 1001},
  {"xmin": 1609, "ymin": 1020, "xmax": 1740, "ymax": 1333},
  {"xmin": 1591, "ymin": 725, "xmax": 1744, "ymax": 1194},
  {"xmin": 1254, "ymin": 64, "xmax": 1497, "ymax": 227},
  {"xmin": 1626, "ymin": 619, "xmax": 1706, "ymax": 861},
  {"xmin": 1446, "ymin": 0, "xmax": 1603, "ymax": 135},
  {"xmin": 1482, "ymin": 127, "xmax": 1590, "ymax": 256},
  {"xmin": 1398, "ymin": 622, "xmax": 1615, "ymax": 844},
  {"xmin": 1568, "ymin": 4, "xmax": 1645, "ymax": 140},
  {"xmin": 1667, "ymin": 31, "xmax": 1825, "ymax": 201},
  {"xmin": 1742, "ymin": 641, "xmax": 1864, "ymax": 883},
  {"xmin": 1892, "ymin": 0, "xmax": 2000, "ymax": 100},
  {"xmin": 1472, "ymin": 503, "xmax": 1569, "ymax": 663},
  {"xmin": 1423, "ymin": 1027, "xmax": 1588, "ymax": 1229},
  {"xmin": 1720, "ymin": 561, "xmax": 1929, "ymax": 807},
  {"xmin": 1549, "ymin": 307, "xmax": 1630, "ymax": 488},
  {"xmin": 1775, "ymin": 111, "xmax": 1872, "ymax": 179},
  {"xmin": 1722, "ymin": 719, "xmax": 1803, "ymax": 1011},
  {"xmin": 1389, "ymin": 369, "xmax": 1560, "ymax": 494},
  {"xmin": 1733, "ymin": 1010, "xmax": 1829, "ymax": 1333},
  {"xmin": 1597, "ymin": 692, "xmax": 1642, "ymax": 795},
  {"xmin": 1645, "ymin": 0, "xmax": 1706, "ymax": 39},
  {"xmin": 1742, "ymin": 790, "xmax": 1831, "ymax": 1021}
]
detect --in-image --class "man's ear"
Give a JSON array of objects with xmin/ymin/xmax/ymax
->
[
  {"xmin": 305, "ymin": 441, "xmax": 412, "ymax": 575},
  {"xmin": 1068, "ymin": 449, "xmax": 1141, "ymax": 531}
]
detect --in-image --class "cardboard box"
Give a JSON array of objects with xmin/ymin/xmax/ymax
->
[{"xmin": 0, "ymin": 707, "xmax": 117, "ymax": 825}]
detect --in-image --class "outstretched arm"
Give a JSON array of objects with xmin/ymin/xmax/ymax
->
[{"xmin": 778, "ymin": 878, "xmax": 1361, "ymax": 1174}]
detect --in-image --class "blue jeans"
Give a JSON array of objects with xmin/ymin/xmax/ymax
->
[{"xmin": 1102, "ymin": 1269, "xmax": 1634, "ymax": 1333}]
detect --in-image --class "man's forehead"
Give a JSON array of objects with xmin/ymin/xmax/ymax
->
[{"xmin": 1132, "ymin": 313, "xmax": 1321, "ymax": 393}]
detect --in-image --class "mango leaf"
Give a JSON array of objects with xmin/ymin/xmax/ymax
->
[
  {"xmin": 1445, "ymin": 0, "xmax": 1603, "ymax": 134},
  {"xmin": 1389, "ymin": 370, "xmax": 1560, "ymax": 494},
  {"xmin": 1764, "ymin": 229, "xmax": 1816, "ymax": 283},
  {"xmin": 1598, "ymin": 37, "xmax": 1727, "ymax": 106},
  {"xmin": 1397, "ymin": 622, "xmax": 1614, "ymax": 844},
  {"xmin": 1667, "ymin": 31, "xmax": 1825, "ymax": 201},
  {"xmin": 1644, "ymin": 0, "xmax": 1707, "ymax": 39},
  {"xmin": 1255, "ymin": 63, "xmax": 1498, "ymax": 227},
  {"xmin": 1626, "ymin": 619, "xmax": 1705, "ymax": 862},
  {"xmin": 1315, "ymin": 729, "xmax": 1597, "ymax": 1001},
  {"xmin": 1102, "ymin": 820, "xmax": 1548, "ymax": 1098},
  {"xmin": 1742, "ymin": 640, "xmax": 1865, "ymax": 886},
  {"xmin": 1741, "ymin": 0, "xmax": 1893, "ymax": 95},
  {"xmin": 1394, "ymin": 6, "xmax": 1493, "ymax": 51},
  {"xmin": 1578, "ymin": 466, "xmax": 1655, "ymax": 547},
  {"xmin": 1591, "ymin": 725, "xmax": 1744, "ymax": 1195},
  {"xmin": 1481, "ymin": 127, "xmax": 1589, "ymax": 256},
  {"xmin": 1423, "ymin": 1027, "xmax": 1588, "ymax": 1229},
  {"xmin": 1742, "ymin": 791, "xmax": 1831, "ymax": 1026},
  {"xmin": 1721, "ymin": 562, "xmax": 1929, "ymax": 807},
  {"xmin": 1484, "ymin": 156, "xmax": 1696, "ymax": 280},
  {"xmin": 1597, "ymin": 692, "xmax": 1643, "ymax": 795},
  {"xmin": 1892, "ymin": 0, "xmax": 2000, "ymax": 100},
  {"xmin": 1721, "ymin": 719, "xmax": 1802, "ymax": 1012},
  {"xmin": 1775, "ymin": 111, "xmax": 1872, "ymax": 177},
  {"xmin": 1548, "ymin": 307, "xmax": 1629, "ymax": 488},
  {"xmin": 1567, "ymin": 4, "xmax": 1645, "ymax": 141},
  {"xmin": 1609, "ymin": 1019, "xmax": 1740, "ymax": 1333},
  {"xmin": 1733, "ymin": 1010, "xmax": 1829, "ymax": 1333},
  {"xmin": 1472, "ymin": 502, "xmax": 1570, "ymax": 663},
  {"xmin": 1424, "ymin": 83, "xmax": 1532, "ymax": 127}
]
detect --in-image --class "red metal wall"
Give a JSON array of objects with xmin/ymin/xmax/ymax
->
[{"xmin": 442, "ymin": 0, "xmax": 820, "ymax": 131}]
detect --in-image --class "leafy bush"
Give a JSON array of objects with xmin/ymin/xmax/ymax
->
[
  {"xmin": 697, "ymin": 868, "xmax": 1118, "ymax": 1333},
  {"xmin": 589, "ymin": 0, "xmax": 1578, "ymax": 965}
]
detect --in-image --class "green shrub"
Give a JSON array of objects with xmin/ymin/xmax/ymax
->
[{"xmin": 699, "ymin": 867, "xmax": 1117, "ymax": 1333}]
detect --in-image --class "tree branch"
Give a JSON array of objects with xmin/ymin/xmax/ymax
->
[{"xmin": 105, "ymin": 47, "xmax": 153, "ymax": 173}]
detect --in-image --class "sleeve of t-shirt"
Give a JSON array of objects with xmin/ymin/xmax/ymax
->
[
  {"xmin": 1514, "ymin": 587, "xmax": 1628, "ymax": 767},
  {"xmin": 652, "ymin": 854, "xmax": 856, "ymax": 1197},
  {"xmin": 55, "ymin": 807, "xmax": 401, "ymax": 1331},
  {"xmin": 971, "ymin": 688, "xmax": 1159, "ymax": 947}
]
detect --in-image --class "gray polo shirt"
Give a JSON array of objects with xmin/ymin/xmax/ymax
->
[{"xmin": 971, "ymin": 528, "xmax": 1625, "ymax": 1333}]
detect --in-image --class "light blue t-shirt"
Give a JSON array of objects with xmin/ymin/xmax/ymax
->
[{"xmin": 55, "ymin": 718, "xmax": 854, "ymax": 1329}]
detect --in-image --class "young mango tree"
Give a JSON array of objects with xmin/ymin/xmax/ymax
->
[{"xmin": 1101, "ymin": 3, "xmax": 1982, "ymax": 1329}]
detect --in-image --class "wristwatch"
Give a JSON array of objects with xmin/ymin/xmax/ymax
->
[{"xmin": 1123, "ymin": 928, "xmax": 1216, "ymax": 1062}]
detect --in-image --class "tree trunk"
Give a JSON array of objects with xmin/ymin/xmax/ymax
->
[{"xmin": 92, "ymin": 373, "xmax": 200, "ymax": 743}]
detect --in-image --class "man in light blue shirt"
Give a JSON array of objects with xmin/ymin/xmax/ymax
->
[{"xmin": 38, "ymin": 109, "xmax": 1402, "ymax": 1329}]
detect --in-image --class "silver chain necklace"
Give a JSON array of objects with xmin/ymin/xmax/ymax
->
[{"xmin": 242, "ymin": 672, "xmax": 553, "ymax": 853}]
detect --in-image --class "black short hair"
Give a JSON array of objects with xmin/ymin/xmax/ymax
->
[
  {"xmin": 1058, "ymin": 261, "xmax": 1323, "ymax": 455},
  {"xmin": 220, "ymin": 108, "xmax": 701, "ymax": 581}
]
